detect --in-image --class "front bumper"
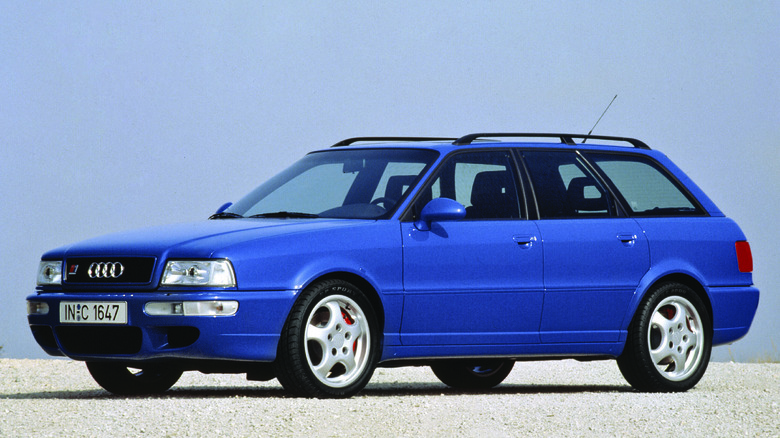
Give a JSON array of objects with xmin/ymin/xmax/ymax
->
[{"xmin": 26, "ymin": 289, "xmax": 298, "ymax": 363}]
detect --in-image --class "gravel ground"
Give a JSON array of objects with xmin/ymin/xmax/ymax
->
[{"xmin": 1, "ymin": 359, "xmax": 778, "ymax": 437}]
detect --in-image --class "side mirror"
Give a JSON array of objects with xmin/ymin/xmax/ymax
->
[
  {"xmin": 215, "ymin": 202, "xmax": 233, "ymax": 214},
  {"xmin": 414, "ymin": 198, "xmax": 466, "ymax": 231}
]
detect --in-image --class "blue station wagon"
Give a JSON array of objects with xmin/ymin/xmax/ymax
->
[{"xmin": 27, "ymin": 133, "xmax": 759, "ymax": 397}]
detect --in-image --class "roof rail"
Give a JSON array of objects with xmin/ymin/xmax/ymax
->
[
  {"xmin": 332, "ymin": 137, "xmax": 458, "ymax": 147},
  {"xmin": 452, "ymin": 133, "xmax": 651, "ymax": 150}
]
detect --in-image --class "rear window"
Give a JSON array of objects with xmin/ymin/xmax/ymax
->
[{"xmin": 586, "ymin": 153, "xmax": 705, "ymax": 216}]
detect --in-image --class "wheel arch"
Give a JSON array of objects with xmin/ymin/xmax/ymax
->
[
  {"xmin": 301, "ymin": 271, "xmax": 386, "ymax": 338},
  {"xmin": 650, "ymin": 273, "xmax": 713, "ymax": 322},
  {"xmin": 622, "ymin": 271, "xmax": 713, "ymax": 338}
]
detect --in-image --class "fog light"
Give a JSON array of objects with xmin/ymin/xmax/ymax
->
[
  {"xmin": 145, "ymin": 302, "xmax": 184, "ymax": 316},
  {"xmin": 144, "ymin": 301, "xmax": 238, "ymax": 316},
  {"xmin": 27, "ymin": 301, "xmax": 50, "ymax": 315}
]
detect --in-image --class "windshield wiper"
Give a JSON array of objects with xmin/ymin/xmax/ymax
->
[
  {"xmin": 208, "ymin": 212, "xmax": 244, "ymax": 220},
  {"xmin": 248, "ymin": 211, "xmax": 320, "ymax": 219}
]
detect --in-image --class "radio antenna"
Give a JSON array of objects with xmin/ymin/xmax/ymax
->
[{"xmin": 582, "ymin": 94, "xmax": 618, "ymax": 143}]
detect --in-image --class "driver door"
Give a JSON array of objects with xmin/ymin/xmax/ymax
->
[{"xmin": 400, "ymin": 150, "xmax": 544, "ymax": 346}]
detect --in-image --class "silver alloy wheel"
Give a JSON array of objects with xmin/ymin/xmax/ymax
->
[
  {"xmin": 647, "ymin": 296, "xmax": 705, "ymax": 382},
  {"xmin": 304, "ymin": 294, "xmax": 370, "ymax": 388}
]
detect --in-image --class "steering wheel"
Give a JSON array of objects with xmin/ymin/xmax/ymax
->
[{"xmin": 369, "ymin": 197, "xmax": 396, "ymax": 209}]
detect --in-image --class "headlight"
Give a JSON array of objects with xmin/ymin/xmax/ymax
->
[
  {"xmin": 161, "ymin": 260, "xmax": 236, "ymax": 287},
  {"xmin": 37, "ymin": 261, "xmax": 63, "ymax": 286}
]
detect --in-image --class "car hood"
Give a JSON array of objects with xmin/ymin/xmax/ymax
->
[{"xmin": 43, "ymin": 218, "xmax": 365, "ymax": 260}]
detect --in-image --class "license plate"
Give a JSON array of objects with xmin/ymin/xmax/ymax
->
[{"xmin": 59, "ymin": 302, "xmax": 127, "ymax": 324}]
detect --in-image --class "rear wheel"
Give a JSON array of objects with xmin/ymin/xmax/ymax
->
[
  {"xmin": 431, "ymin": 359, "xmax": 514, "ymax": 389},
  {"xmin": 86, "ymin": 362, "xmax": 182, "ymax": 395},
  {"xmin": 617, "ymin": 282, "xmax": 711, "ymax": 392},
  {"xmin": 274, "ymin": 279, "xmax": 379, "ymax": 398}
]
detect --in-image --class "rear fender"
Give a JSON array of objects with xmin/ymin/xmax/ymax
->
[{"xmin": 619, "ymin": 260, "xmax": 709, "ymax": 341}]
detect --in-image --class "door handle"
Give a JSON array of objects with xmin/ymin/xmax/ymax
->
[
  {"xmin": 617, "ymin": 233, "xmax": 637, "ymax": 247},
  {"xmin": 513, "ymin": 235, "xmax": 537, "ymax": 249}
]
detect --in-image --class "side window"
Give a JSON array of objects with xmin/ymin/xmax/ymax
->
[
  {"xmin": 586, "ymin": 153, "xmax": 704, "ymax": 216},
  {"xmin": 522, "ymin": 150, "xmax": 612, "ymax": 219},
  {"xmin": 415, "ymin": 150, "xmax": 523, "ymax": 220}
]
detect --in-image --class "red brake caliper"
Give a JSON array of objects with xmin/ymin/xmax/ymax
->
[{"xmin": 341, "ymin": 309, "xmax": 357, "ymax": 352}]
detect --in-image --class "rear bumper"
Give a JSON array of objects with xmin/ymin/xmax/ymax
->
[
  {"xmin": 709, "ymin": 285, "xmax": 759, "ymax": 345},
  {"xmin": 26, "ymin": 289, "xmax": 298, "ymax": 363}
]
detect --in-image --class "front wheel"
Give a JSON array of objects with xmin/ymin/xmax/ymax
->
[
  {"xmin": 431, "ymin": 359, "xmax": 514, "ymax": 389},
  {"xmin": 274, "ymin": 279, "xmax": 379, "ymax": 398},
  {"xmin": 86, "ymin": 362, "xmax": 182, "ymax": 395},
  {"xmin": 617, "ymin": 282, "xmax": 711, "ymax": 392}
]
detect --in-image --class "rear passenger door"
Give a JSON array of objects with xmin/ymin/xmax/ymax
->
[{"xmin": 521, "ymin": 150, "xmax": 650, "ymax": 343}]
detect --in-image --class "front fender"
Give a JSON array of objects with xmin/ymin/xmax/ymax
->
[
  {"xmin": 290, "ymin": 256, "xmax": 405, "ymax": 348},
  {"xmin": 292, "ymin": 259, "xmax": 384, "ymax": 293}
]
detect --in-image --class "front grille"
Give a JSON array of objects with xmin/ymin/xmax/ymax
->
[
  {"xmin": 56, "ymin": 326, "xmax": 143, "ymax": 355},
  {"xmin": 64, "ymin": 257, "xmax": 156, "ymax": 284}
]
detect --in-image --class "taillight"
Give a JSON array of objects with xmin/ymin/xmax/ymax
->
[{"xmin": 735, "ymin": 241, "xmax": 753, "ymax": 273}]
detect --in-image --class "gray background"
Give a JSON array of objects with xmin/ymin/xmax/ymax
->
[{"xmin": 2, "ymin": 2, "xmax": 777, "ymax": 361}]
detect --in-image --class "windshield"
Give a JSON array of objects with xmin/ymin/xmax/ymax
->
[{"xmin": 226, "ymin": 148, "xmax": 439, "ymax": 219}]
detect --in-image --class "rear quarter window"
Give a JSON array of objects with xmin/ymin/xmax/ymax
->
[{"xmin": 586, "ymin": 153, "xmax": 705, "ymax": 216}]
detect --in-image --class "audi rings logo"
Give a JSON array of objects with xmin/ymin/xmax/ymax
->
[{"xmin": 88, "ymin": 262, "xmax": 125, "ymax": 279}]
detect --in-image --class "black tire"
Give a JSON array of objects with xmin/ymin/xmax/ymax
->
[
  {"xmin": 617, "ymin": 282, "xmax": 711, "ymax": 392},
  {"xmin": 431, "ymin": 359, "xmax": 514, "ymax": 389},
  {"xmin": 274, "ymin": 279, "xmax": 380, "ymax": 398},
  {"xmin": 86, "ymin": 362, "xmax": 182, "ymax": 395}
]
